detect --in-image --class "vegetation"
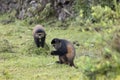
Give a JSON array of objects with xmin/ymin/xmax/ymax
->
[{"xmin": 0, "ymin": 0, "xmax": 120, "ymax": 80}]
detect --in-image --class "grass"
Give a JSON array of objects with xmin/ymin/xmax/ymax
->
[{"xmin": 0, "ymin": 17, "xmax": 120, "ymax": 80}]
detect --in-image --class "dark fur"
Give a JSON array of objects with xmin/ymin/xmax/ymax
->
[
  {"xmin": 33, "ymin": 25, "xmax": 46, "ymax": 48},
  {"xmin": 51, "ymin": 38, "xmax": 77, "ymax": 68}
]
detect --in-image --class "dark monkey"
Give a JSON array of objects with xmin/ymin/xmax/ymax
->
[
  {"xmin": 33, "ymin": 25, "xmax": 46, "ymax": 48},
  {"xmin": 51, "ymin": 38, "xmax": 77, "ymax": 68}
]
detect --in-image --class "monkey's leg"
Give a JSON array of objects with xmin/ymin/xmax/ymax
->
[
  {"xmin": 34, "ymin": 38, "xmax": 40, "ymax": 47},
  {"xmin": 41, "ymin": 37, "xmax": 45, "ymax": 48},
  {"xmin": 57, "ymin": 56, "xmax": 65, "ymax": 64}
]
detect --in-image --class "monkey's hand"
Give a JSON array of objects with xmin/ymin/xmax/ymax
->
[
  {"xmin": 51, "ymin": 51, "xmax": 55, "ymax": 55},
  {"xmin": 51, "ymin": 51, "xmax": 59, "ymax": 55}
]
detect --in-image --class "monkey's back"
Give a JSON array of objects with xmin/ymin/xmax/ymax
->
[{"xmin": 61, "ymin": 39, "xmax": 75, "ymax": 59}]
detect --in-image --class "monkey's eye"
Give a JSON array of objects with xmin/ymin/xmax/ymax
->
[
  {"xmin": 38, "ymin": 34, "xmax": 41, "ymax": 36},
  {"xmin": 38, "ymin": 33, "xmax": 43, "ymax": 37}
]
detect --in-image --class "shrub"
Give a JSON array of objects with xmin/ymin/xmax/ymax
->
[
  {"xmin": 21, "ymin": 40, "xmax": 50, "ymax": 56},
  {"xmin": 91, "ymin": 5, "xmax": 116, "ymax": 23}
]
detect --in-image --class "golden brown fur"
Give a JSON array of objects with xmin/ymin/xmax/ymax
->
[{"xmin": 51, "ymin": 38, "xmax": 77, "ymax": 68}]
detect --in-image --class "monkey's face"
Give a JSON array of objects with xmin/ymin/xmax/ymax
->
[
  {"xmin": 35, "ymin": 33, "xmax": 44, "ymax": 39},
  {"xmin": 51, "ymin": 38, "xmax": 61, "ymax": 50}
]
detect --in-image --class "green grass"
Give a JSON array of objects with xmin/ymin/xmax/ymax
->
[{"xmin": 0, "ymin": 18, "xmax": 120, "ymax": 80}]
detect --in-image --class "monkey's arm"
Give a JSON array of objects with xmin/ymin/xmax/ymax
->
[
  {"xmin": 51, "ymin": 51, "xmax": 60, "ymax": 55},
  {"xmin": 51, "ymin": 50, "xmax": 66, "ymax": 56},
  {"xmin": 41, "ymin": 37, "xmax": 45, "ymax": 48},
  {"xmin": 34, "ymin": 37, "xmax": 40, "ymax": 47}
]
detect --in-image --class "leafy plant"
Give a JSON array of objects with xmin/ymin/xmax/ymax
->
[
  {"xmin": 21, "ymin": 40, "xmax": 50, "ymax": 56},
  {"xmin": 91, "ymin": 6, "xmax": 116, "ymax": 23}
]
